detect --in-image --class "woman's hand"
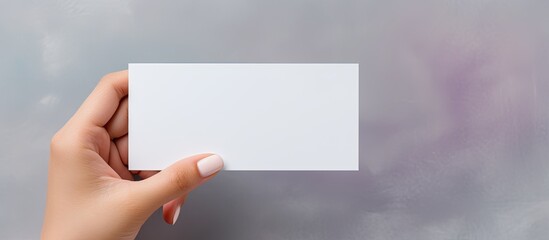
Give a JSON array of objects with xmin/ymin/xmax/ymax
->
[{"xmin": 42, "ymin": 70, "xmax": 223, "ymax": 239}]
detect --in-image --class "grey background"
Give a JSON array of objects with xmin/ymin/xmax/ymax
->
[{"xmin": 1, "ymin": 0, "xmax": 548, "ymax": 239}]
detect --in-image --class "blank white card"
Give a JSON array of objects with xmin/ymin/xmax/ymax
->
[{"xmin": 129, "ymin": 63, "xmax": 358, "ymax": 171}]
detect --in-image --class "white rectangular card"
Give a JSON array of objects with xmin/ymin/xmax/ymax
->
[{"xmin": 129, "ymin": 63, "xmax": 359, "ymax": 171}]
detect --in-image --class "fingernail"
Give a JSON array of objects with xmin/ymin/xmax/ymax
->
[
  {"xmin": 172, "ymin": 205, "xmax": 181, "ymax": 225},
  {"xmin": 197, "ymin": 154, "xmax": 224, "ymax": 178}
]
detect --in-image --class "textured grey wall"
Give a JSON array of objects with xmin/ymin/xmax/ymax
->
[{"xmin": 1, "ymin": 0, "xmax": 549, "ymax": 239}]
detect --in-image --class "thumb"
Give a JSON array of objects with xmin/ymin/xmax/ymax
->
[{"xmin": 135, "ymin": 153, "xmax": 224, "ymax": 212}]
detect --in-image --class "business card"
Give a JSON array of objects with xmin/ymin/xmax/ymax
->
[{"xmin": 129, "ymin": 63, "xmax": 358, "ymax": 171}]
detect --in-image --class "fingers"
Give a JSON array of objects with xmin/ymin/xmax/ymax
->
[
  {"xmin": 137, "ymin": 170, "xmax": 157, "ymax": 179},
  {"xmin": 105, "ymin": 97, "xmax": 128, "ymax": 139},
  {"xmin": 108, "ymin": 142, "xmax": 133, "ymax": 180},
  {"xmin": 162, "ymin": 195, "xmax": 187, "ymax": 225},
  {"xmin": 134, "ymin": 154, "xmax": 223, "ymax": 212},
  {"xmin": 72, "ymin": 70, "xmax": 128, "ymax": 127},
  {"xmin": 114, "ymin": 135, "xmax": 128, "ymax": 165}
]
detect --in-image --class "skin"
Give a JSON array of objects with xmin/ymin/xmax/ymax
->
[{"xmin": 42, "ymin": 70, "xmax": 220, "ymax": 239}]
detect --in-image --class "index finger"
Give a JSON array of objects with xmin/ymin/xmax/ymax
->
[{"xmin": 72, "ymin": 70, "xmax": 128, "ymax": 127}]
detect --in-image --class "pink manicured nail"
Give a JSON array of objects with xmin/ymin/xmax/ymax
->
[
  {"xmin": 172, "ymin": 205, "xmax": 181, "ymax": 225},
  {"xmin": 197, "ymin": 155, "xmax": 224, "ymax": 177}
]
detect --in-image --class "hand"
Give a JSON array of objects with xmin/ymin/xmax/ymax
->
[{"xmin": 41, "ymin": 70, "xmax": 224, "ymax": 239}]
